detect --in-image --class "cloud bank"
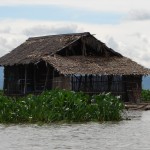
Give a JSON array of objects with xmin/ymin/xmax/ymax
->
[
  {"xmin": 0, "ymin": 0, "xmax": 150, "ymax": 13},
  {"xmin": 125, "ymin": 10, "xmax": 150, "ymax": 21}
]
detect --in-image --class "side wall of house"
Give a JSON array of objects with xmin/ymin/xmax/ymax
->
[
  {"xmin": 4, "ymin": 66, "xmax": 21, "ymax": 95},
  {"xmin": 52, "ymin": 75, "xmax": 71, "ymax": 90},
  {"xmin": 3, "ymin": 64, "xmax": 142, "ymax": 103},
  {"xmin": 4, "ymin": 62, "xmax": 55, "ymax": 95},
  {"xmin": 123, "ymin": 75, "xmax": 142, "ymax": 103},
  {"xmin": 71, "ymin": 75, "xmax": 142, "ymax": 102},
  {"xmin": 3, "ymin": 63, "xmax": 71, "ymax": 95}
]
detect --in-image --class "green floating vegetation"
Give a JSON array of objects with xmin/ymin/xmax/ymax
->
[
  {"xmin": 0, "ymin": 89, "xmax": 124, "ymax": 123},
  {"xmin": 142, "ymin": 89, "xmax": 150, "ymax": 102}
]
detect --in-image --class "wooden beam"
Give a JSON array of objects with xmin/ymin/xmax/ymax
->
[
  {"xmin": 34, "ymin": 65, "xmax": 36, "ymax": 92},
  {"xmin": 4, "ymin": 67, "xmax": 8, "ymax": 94},
  {"xmin": 24, "ymin": 65, "xmax": 27, "ymax": 94},
  {"xmin": 44, "ymin": 64, "xmax": 50, "ymax": 90},
  {"xmin": 52, "ymin": 69, "xmax": 55, "ymax": 89},
  {"xmin": 78, "ymin": 75, "xmax": 82, "ymax": 91},
  {"xmin": 108, "ymin": 75, "xmax": 113, "ymax": 92}
]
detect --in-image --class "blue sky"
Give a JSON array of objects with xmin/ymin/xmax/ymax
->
[
  {"xmin": 0, "ymin": 0, "xmax": 150, "ymax": 89},
  {"xmin": 0, "ymin": 5, "xmax": 122, "ymax": 24}
]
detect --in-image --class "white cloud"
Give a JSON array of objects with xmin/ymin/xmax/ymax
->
[
  {"xmin": 0, "ymin": 27, "xmax": 11, "ymax": 34},
  {"xmin": 0, "ymin": 19, "xmax": 150, "ymax": 68},
  {"xmin": 125, "ymin": 10, "xmax": 150, "ymax": 21},
  {"xmin": 0, "ymin": 19, "xmax": 85, "ymax": 56},
  {"xmin": 106, "ymin": 37, "xmax": 119, "ymax": 50},
  {"xmin": 0, "ymin": 35, "xmax": 25, "ymax": 56},
  {"xmin": 0, "ymin": 0, "xmax": 150, "ymax": 13},
  {"xmin": 23, "ymin": 24, "xmax": 82, "ymax": 37}
]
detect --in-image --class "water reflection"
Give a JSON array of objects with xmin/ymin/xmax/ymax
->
[{"xmin": 0, "ymin": 111, "xmax": 150, "ymax": 150}]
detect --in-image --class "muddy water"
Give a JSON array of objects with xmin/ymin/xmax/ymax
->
[{"xmin": 0, "ymin": 111, "xmax": 150, "ymax": 150}]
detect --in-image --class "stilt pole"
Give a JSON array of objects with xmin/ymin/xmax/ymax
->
[{"xmin": 24, "ymin": 65, "xmax": 27, "ymax": 94}]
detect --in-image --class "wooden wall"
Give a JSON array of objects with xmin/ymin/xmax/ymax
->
[
  {"xmin": 3, "ymin": 63, "xmax": 142, "ymax": 103},
  {"xmin": 71, "ymin": 75, "xmax": 142, "ymax": 102},
  {"xmin": 53, "ymin": 76, "xmax": 71, "ymax": 90},
  {"xmin": 123, "ymin": 75, "xmax": 142, "ymax": 103},
  {"xmin": 4, "ymin": 62, "xmax": 71, "ymax": 95},
  {"xmin": 4, "ymin": 62, "xmax": 54, "ymax": 95}
]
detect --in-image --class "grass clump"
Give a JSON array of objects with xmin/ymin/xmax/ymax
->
[
  {"xmin": 0, "ymin": 89, "xmax": 124, "ymax": 123},
  {"xmin": 141, "ymin": 89, "xmax": 150, "ymax": 102}
]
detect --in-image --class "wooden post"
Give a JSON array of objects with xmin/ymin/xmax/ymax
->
[
  {"xmin": 138, "ymin": 75, "xmax": 142, "ymax": 103},
  {"xmin": 82, "ymin": 38, "xmax": 87, "ymax": 56},
  {"xmin": 71, "ymin": 75, "xmax": 74, "ymax": 90},
  {"xmin": 3, "ymin": 67, "xmax": 7, "ymax": 94},
  {"xmin": 83, "ymin": 43, "xmax": 86, "ymax": 56},
  {"xmin": 89, "ymin": 75, "xmax": 93, "ymax": 91},
  {"xmin": 24, "ymin": 65, "xmax": 27, "ymax": 94},
  {"xmin": 52, "ymin": 69, "xmax": 55, "ymax": 89},
  {"xmin": 78, "ymin": 75, "xmax": 82, "ymax": 91},
  {"xmin": 44, "ymin": 64, "xmax": 50, "ymax": 90},
  {"xmin": 84, "ymin": 75, "xmax": 87, "ymax": 92},
  {"xmin": 122, "ymin": 75, "xmax": 128, "ymax": 102},
  {"xmin": 108, "ymin": 75, "xmax": 113, "ymax": 92},
  {"xmin": 34, "ymin": 65, "xmax": 36, "ymax": 92}
]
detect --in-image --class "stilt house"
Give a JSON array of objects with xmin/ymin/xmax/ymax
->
[{"xmin": 0, "ymin": 32, "xmax": 149, "ymax": 102}]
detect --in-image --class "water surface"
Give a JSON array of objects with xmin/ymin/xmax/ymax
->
[{"xmin": 0, "ymin": 111, "xmax": 150, "ymax": 150}]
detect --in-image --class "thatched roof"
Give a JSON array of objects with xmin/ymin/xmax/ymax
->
[
  {"xmin": 0, "ymin": 32, "xmax": 149, "ymax": 75},
  {"xmin": 42, "ymin": 55, "xmax": 150, "ymax": 75},
  {"xmin": 0, "ymin": 32, "xmax": 121, "ymax": 66}
]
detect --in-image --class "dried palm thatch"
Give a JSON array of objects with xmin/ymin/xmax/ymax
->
[
  {"xmin": 42, "ymin": 55, "xmax": 150, "ymax": 75},
  {"xmin": 0, "ymin": 32, "xmax": 149, "ymax": 76},
  {"xmin": 0, "ymin": 32, "xmax": 121, "ymax": 66},
  {"xmin": 0, "ymin": 32, "xmax": 84, "ymax": 65}
]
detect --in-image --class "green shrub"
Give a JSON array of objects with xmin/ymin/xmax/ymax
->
[
  {"xmin": 0, "ymin": 89, "xmax": 124, "ymax": 123},
  {"xmin": 93, "ymin": 93, "xmax": 124, "ymax": 121},
  {"xmin": 142, "ymin": 89, "xmax": 150, "ymax": 102}
]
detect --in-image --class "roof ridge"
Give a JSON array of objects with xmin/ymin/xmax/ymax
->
[{"xmin": 27, "ymin": 32, "xmax": 91, "ymax": 41}]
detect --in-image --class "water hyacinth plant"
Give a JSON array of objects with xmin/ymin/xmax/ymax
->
[
  {"xmin": 0, "ymin": 89, "xmax": 124, "ymax": 123},
  {"xmin": 141, "ymin": 89, "xmax": 150, "ymax": 102}
]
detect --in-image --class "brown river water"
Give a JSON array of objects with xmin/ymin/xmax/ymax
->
[{"xmin": 0, "ymin": 111, "xmax": 150, "ymax": 150}]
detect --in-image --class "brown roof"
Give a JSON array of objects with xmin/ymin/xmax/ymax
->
[
  {"xmin": 0, "ymin": 32, "xmax": 121, "ymax": 66},
  {"xmin": 0, "ymin": 32, "xmax": 87, "ymax": 65},
  {"xmin": 0, "ymin": 32, "xmax": 149, "ymax": 75},
  {"xmin": 42, "ymin": 55, "xmax": 150, "ymax": 75}
]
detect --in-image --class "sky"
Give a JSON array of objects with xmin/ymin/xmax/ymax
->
[{"xmin": 0, "ymin": 0, "xmax": 150, "ymax": 68}]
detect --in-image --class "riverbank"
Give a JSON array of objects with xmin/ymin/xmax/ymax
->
[{"xmin": 125, "ymin": 102, "xmax": 150, "ymax": 110}]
